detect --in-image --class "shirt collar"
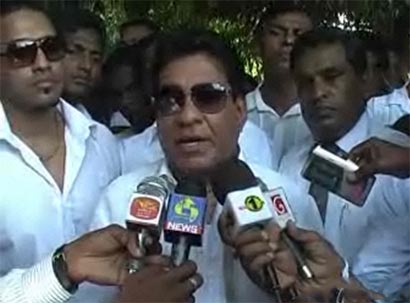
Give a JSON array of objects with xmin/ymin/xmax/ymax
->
[
  {"xmin": 394, "ymin": 86, "xmax": 409, "ymax": 100},
  {"xmin": 246, "ymin": 85, "xmax": 302, "ymax": 117},
  {"xmin": 0, "ymin": 99, "xmax": 98, "ymax": 143},
  {"xmin": 58, "ymin": 99, "xmax": 98, "ymax": 141},
  {"xmin": 148, "ymin": 123, "xmax": 159, "ymax": 145},
  {"xmin": 336, "ymin": 111, "xmax": 369, "ymax": 152},
  {"xmin": 0, "ymin": 101, "xmax": 13, "ymax": 141}
]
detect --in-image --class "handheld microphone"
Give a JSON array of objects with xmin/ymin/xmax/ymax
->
[
  {"xmin": 211, "ymin": 159, "xmax": 273, "ymax": 237},
  {"xmin": 265, "ymin": 187, "xmax": 314, "ymax": 280},
  {"xmin": 164, "ymin": 179, "xmax": 207, "ymax": 266},
  {"xmin": 210, "ymin": 159, "xmax": 282, "ymax": 301},
  {"xmin": 126, "ymin": 175, "xmax": 175, "ymax": 272}
]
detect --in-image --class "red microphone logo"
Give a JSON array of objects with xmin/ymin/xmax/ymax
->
[
  {"xmin": 130, "ymin": 197, "xmax": 160, "ymax": 220},
  {"xmin": 272, "ymin": 194, "xmax": 288, "ymax": 215}
]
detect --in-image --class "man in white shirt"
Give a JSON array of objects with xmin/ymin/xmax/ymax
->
[
  {"xmin": 366, "ymin": 85, "xmax": 410, "ymax": 127},
  {"xmin": 91, "ymin": 29, "xmax": 323, "ymax": 302},
  {"xmin": 57, "ymin": 8, "xmax": 105, "ymax": 118},
  {"xmin": 279, "ymin": 27, "xmax": 410, "ymax": 298},
  {"xmin": 0, "ymin": 2, "xmax": 121, "ymax": 301},
  {"xmin": 246, "ymin": 1, "xmax": 313, "ymax": 169}
]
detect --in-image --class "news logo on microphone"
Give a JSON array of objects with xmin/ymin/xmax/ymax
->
[
  {"xmin": 164, "ymin": 193, "xmax": 207, "ymax": 246},
  {"xmin": 243, "ymin": 195, "xmax": 265, "ymax": 212},
  {"xmin": 227, "ymin": 187, "xmax": 272, "ymax": 235},
  {"xmin": 130, "ymin": 196, "xmax": 160, "ymax": 220},
  {"xmin": 265, "ymin": 187, "xmax": 295, "ymax": 229},
  {"xmin": 126, "ymin": 193, "xmax": 165, "ymax": 228}
]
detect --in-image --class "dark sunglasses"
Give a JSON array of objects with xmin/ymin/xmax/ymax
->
[
  {"xmin": 153, "ymin": 82, "xmax": 232, "ymax": 116},
  {"xmin": 0, "ymin": 36, "xmax": 65, "ymax": 68}
]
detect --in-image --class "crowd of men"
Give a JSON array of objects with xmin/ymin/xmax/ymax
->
[{"xmin": 0, "ymin": 0, "xmax": 409, "ymax": 302}]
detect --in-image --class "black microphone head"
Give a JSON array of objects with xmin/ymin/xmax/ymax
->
[
  {"xmin": 174, "ymin": 179, "xmax": 207, "ymax": 196},
  {"xmin": 210, "ymin": 158, "xmax": 258, "ymax": 204}
]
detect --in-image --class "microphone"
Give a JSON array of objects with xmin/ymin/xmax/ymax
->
[
  {"xmin": 126, "ymin": 175, "xmax": 175, "ymax": 272},
  {"xmin": 210, "ymin": 159, "xmax": 282, "ymax": 301},
  {"xmin": 164, "ymin": 179, "xmax": 207, "ymax": 266},
  {"xmin": 265, "ymin": 187, "xmax": 314, "ymax": 280},
  {"xmin": 210, "ymin": 159, "xmax": 273, "ymax": 237}
]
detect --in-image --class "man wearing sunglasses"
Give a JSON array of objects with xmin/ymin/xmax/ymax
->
[
  {"xmin": 90, "ymin": 29, "xmax": 323, "ymax": 302},
  {"xmin": 0, "ymin": 1, "xmax": 120, "ymax": 301}
]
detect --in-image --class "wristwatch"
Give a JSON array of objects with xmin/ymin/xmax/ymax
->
[{"xmin": 52, "ymin": 245, "xmax": 79, "ymax": 294}]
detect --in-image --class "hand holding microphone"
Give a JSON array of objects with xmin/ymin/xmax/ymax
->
[
  {"xmin": 232, "ymin": 222, "xmax": 299, "ymax": 291},
  {"xmin": 120, "ymin": 176, "xmax": 205, "ymax": 303},
  {"xmin": 348, "ymin": 137, "xmax": 410, "ymax": 180},
  {"xmin": 283, "ymin": 223, "xmax": 382, "ymax": 303},
  {"xmin": 117, "ymin": 260, "xmax": 203, "ymax": 303},
  {"xmin": 285, "ymin": 222, "xmax": 345, "ymax": 300},
  {"xmin": 125, "ymin": 175, "xmax": 175, "ymax": 272},
  {"xmin": 211, "ymin": 159, "xmax": 287, "ymax": 301}
]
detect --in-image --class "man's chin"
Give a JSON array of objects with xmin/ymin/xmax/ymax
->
[{"xmin": 170, "ymin": 157, "xmax": 216, "ymax": 179}]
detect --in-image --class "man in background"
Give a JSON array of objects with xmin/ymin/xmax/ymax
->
[
  {"xmin": 279, "ymin": 28, "xmax": 409, "ymax": 298},
  {"xmin": 56, "ymin": 8, "xmax": 105, "ymax": 118},
  {"xmin": 246, "ymin": 1, "xmax": 313, "ymax": 169}
]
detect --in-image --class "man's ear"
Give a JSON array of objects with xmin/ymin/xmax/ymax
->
[{"xmin": 233, "ymin": 95, "xmax": 247, "ymax": 131}]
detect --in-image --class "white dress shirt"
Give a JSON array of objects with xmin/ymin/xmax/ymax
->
[
  {"xmin": 0, "ymin": 100, "xmax": 121, "ymax": 302},
  {"xmin": 109, "ymin": 111, "xmax": 131, "ymax": 128},
  {"xmin": 246, "ymin": 86, "xmax": 311, "ymax": 169},
  {"xmin": 90, "ymin": 157, "xmax": 323, "ymax": 303},
  {"xmin": 0, "ymin": 255, "xmax": 71, "ymax": 303},
  {"xmin": 279, "ymin": 111, "xmax": 410, "ymax": 298},
  {"xmin": 74, "ymin": 103, "xmax": 92, "ymax": 120},
  {"xmin": 119, "ymin": 120, "xmax": 275, "ymax": 174},
  {"xmin": 366, "ymin": 86, "xmax": 410, "ymax": 126}
]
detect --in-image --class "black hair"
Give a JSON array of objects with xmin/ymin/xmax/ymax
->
[
  {"xmin": 54, "ymin": 8, "xmax": 105, "ymax": 49},
  {"xmin": 103, "ymin": 44, "xmax": 142, "ymax": 78},
  {"xmin": 89, "ymin": 44, "xmax": 152, "ymax": 125},
  {"xmin": 257, "ymin": 0, "xmax": 313, "ymax": 36},
  {"xmin": 152, "ymin": 29, "xmax": 246, "ymax": 98},
  {"xmin": 120, "ymin": 18, "xmax": 159, "ymax": 37},
  {"xmin": 291, "ymin": 27, "xmax": 367, "ymax": 76}
]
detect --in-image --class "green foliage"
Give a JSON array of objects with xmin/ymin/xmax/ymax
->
[{"xmin": 50, "ymin": 0, "xmax": 409, "ymax": 77}]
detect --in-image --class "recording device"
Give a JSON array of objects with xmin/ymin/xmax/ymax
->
[
  {"xmin": 126, "ymin": 175, "xmax": 175, "ymax": 272},
  {"xmin": 211, "ymin": 159, "xmax": 313, "ymax": 297},
  {"xmin": 211, "ymin": 159, "xmax": 273, "ymax": 237},
  {"xmin": 302, "ymin": 145, "xmax": 375, "ymax": 206},
  {"xmin": 211, "ymin": 159, "xmax": 284, "ymax": 301},
  {"xmin": 265, "ymin": 187, "xmax": 313, "ymax": 280},
  {"xmin": 164, "ymin": 179, "xmax": 207, "ymax": 266}
]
